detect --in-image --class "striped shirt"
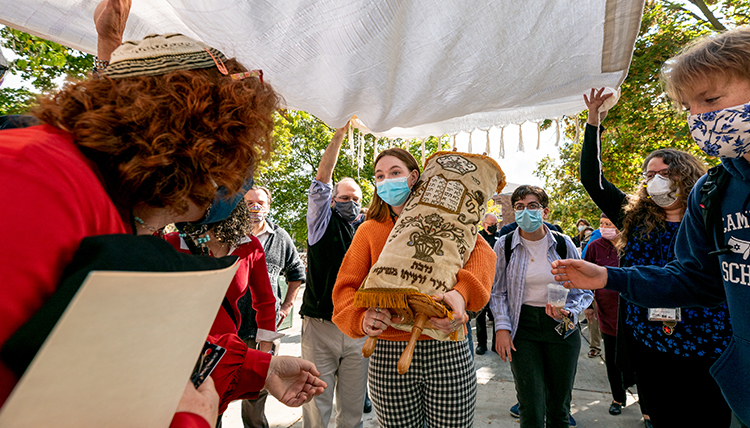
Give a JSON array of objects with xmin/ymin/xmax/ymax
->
[{"xmin": 490, "ymin": 227, "xmax": 593, "ymax": 339}]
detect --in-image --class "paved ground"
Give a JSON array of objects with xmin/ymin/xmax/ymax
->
[{"xmin": 221, "ymin": 285, "xmax": 648, "ymax": 428}]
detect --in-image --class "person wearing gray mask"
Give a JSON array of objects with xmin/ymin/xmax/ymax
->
[{"xmin": 300, "ymin": 121, "xmax": 370, "ymax": 428}]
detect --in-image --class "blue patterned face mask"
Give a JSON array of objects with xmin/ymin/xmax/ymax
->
[
  {"xmin": 515, "ymin": 208, "xmax": 543, "ymax": 233},
  {"xmin": 688, "ymin": 102, "xmax": 750, "ymax": 158},
  {"xmin": 376, "ymin": 177, "xmax": 411, "ymax": 207}
]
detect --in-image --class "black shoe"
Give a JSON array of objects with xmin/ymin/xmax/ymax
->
[
  {"xmin": 609, "ymin": 402, "xmax": 622, "ymax": 415},
  {"xmin": 509, "ymin": 403, "xmax": 520, "ymax": 418},
  {"xmin": 643, "ymin": 418, "xmax": 654, "ymax": 428},
  {"xmin": 363, "ymin": 395, "xmax": 372, "ymax": 413},
  {"xmin": 476, "ymin": 344, "xmax": 487, "ymax": 355}
]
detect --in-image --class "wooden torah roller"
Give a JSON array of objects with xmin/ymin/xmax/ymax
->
[{"xmin": 361, "ymin": 294, "xmax": 453, "ymax": 375}]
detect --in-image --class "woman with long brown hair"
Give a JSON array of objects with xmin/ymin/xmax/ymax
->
[
  {"xmin": 579, "ymin": 88, "xmax": 732, "ymax": 427},
  {"xmin": 332, "ymin": 148, "xmax": 495, "ymax": 427}
]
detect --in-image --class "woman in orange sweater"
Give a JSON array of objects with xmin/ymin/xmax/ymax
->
[{"xmin": 332, "ymin": 148, "xmax": 495, "ymax": 428}]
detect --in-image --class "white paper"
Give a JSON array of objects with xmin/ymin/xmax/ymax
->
[{"xmin": 0, "ymin": 262, "xmax": 239, "ymax": 428}]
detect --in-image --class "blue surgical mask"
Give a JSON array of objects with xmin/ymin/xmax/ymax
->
[
  {"xmin": 376, "ymin": 177, "xmax": 412, "ymax": 207},
  {"xmin": 334, "ymin": 200, "xmax": 361, "ymax": 222},
  {"xmin": 515, "ymin": 208, "xmax": 543, "ymax": 233},
  {"xmin": 176, "ymin": 176, "xmax": 254, "ymax": 230}
]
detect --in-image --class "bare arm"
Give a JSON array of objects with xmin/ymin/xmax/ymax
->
[
  {"xmin": 94, "ymin": 0, "xmax": 131, "ymax": 61},
  {"xmin": 315, "ymin": 123, "xmax": 350, "ymax": 183}
]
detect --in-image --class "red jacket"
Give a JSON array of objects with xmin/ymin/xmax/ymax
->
[
  {"xmin": 164, "ymin": 233, "xmax": 276, "ymax": 412},
  {"xmin": 583, "ymin": 237, "xmax": 620, "ymax": 336},
  {"xmin": 0, "ymin": 125, "xmax": 270, "ymax": 427}
]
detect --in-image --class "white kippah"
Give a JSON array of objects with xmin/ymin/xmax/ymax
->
[{"xmin": 102, "ymin": 33, "xmax": 227, "ymax": 79}]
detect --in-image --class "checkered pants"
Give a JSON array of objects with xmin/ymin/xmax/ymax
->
[{"xmin": 369, "ymin": 339, "xmax": 476, "ymax": 428}]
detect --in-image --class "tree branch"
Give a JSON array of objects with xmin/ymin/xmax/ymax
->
[{"xmin": 688, "ymin": 0, "xmax": 727, "ymax": 31}]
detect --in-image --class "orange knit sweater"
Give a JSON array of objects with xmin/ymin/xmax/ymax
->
[{"xmin": 332, "ymin": 218, "xmax": 496, "ymax": 341}]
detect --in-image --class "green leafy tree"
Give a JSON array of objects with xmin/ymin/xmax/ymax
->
[
  {"xmin": 257, "ymin": 111, "xmax": 447, "ymax": 249},
  {"xmin": 535, "ymin": 1, "xmax": 734, "ymax": 236},
  {"xmin": 0, "ymin": 26, "xmax": 93, "ymax": 114}
]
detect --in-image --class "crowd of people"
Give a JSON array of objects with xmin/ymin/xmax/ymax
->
[{"xmin": 1, "ymin": 1, "xmax": 750, "ymax": 427}]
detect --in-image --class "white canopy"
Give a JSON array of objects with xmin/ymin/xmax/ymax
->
[{"xmin": 1, "ymin": 0, "xmax": 644, "ymax": 139}]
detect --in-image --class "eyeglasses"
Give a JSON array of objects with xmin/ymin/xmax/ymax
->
[
  {"xmin": 335, "ymin": 195, "xmax": 360, "ymax": 203},
  {"xmin": 513, "ymin": 202, "xmax": 543, "ymax": 211},
  {"xmin": 642, "ymin": 168, "xmax": 670, "ymax": 181}
]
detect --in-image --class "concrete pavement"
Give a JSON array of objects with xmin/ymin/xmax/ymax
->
[{"xmin": 221, "ymin": 285, "xmax": 647, "ymax": 428}]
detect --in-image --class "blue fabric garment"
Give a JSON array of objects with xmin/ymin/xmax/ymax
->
[
  {"xmin": 306, "ymin": 179, "xmax": 335, "ymax": 246},
  {"xmin": 605, "ymin": 156, "xmax": 750, "ymax": 424},
  {"xmin": 620, "ymin": 222, "xmax": 731, "ymax": 358}
]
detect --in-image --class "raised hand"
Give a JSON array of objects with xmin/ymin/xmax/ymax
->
[
  {"xmin": 94, "ymin": 0, "xmax": 132, "ymax": 61},
  {"xmin": 265, "ymin": 356, "xmax": 327, "ymax": 407},
  {"xmin": 583, "ymin": 87, "xmax": 614, "ymax": 126}
]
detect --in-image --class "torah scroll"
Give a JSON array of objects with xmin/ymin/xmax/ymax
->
[{"xmin": 354, "ymin": 151, "xmax": 506, "ymax": 341}]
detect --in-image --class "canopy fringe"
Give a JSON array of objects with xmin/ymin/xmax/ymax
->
[
  {"xmin": 499, "ymin": 126, "xmax": 506, "ymax": 158},
  {"xmin": 536, "ymin": 122, "xmax": 541, "ymax": 150}
]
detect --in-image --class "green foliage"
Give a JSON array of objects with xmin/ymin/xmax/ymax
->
[
  {"xmin": 535, "ymin": 1, "xmax": 727, "ymax": 236},
  {"xmin": 0, "ymin": 27, "xmax": 93, "ymax": 91},
  {"xmin": 256, "ymin": 111, "xmax": 450, "ymax": 249},
  {"xmin": 0, "ymin": 87, "xmax": 35, "ymax": 115},
  {"xmin": 0, "ymin": 26, "xmax": 94, "ymax": 115}
]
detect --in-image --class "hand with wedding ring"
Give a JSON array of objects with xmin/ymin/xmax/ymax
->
[
  {"xmin": 431, "ymin": 290, "xmax": 468, "ymax": 334},
  {"xmin": 362, "ymin": 307, "xmax": 401, "ymax": 337}
]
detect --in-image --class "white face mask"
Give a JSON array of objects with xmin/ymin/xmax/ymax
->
[
  {"xmin": 646, "ymin": 174, "xmax": 678, "ymax": 208},
  {"xmin": 577, "ymin": 225, "xmax": 586, "ymax": 232},
  {"xmin": 688, "ymin": 102, "xmax": 750, "ymax": 158}
]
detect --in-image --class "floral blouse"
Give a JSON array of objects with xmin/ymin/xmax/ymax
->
[{"xmin": 621, "ymin": 222, "xmax": 731, "ymax": 358}]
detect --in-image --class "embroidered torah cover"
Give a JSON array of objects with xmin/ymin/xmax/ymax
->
[{"xmin": 354, "ymin": 152, "xmax": 506, "ymax": 341}]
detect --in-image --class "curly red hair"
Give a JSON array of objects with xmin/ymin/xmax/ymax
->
[{"xmin": 33, "ymin": 59, "xmax": 280, "ymax": 213}]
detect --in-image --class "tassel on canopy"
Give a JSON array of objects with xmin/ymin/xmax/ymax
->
[
  {"xmin": 349, "ymin": 126, "xmax": 355, "ymax": 161},
  {"xmin": 467, "ymin": 131, "xmax": 473, "ymax": 153},
  {"xmin": 421, "ymin": 138, "xmax": 426, "ymax": 167},
  {"xmin": 499, "ymin": 126, "xmax": 506, "ymax": 158},
  {"xmin": 518, "ymin": 123, "xmax": 524, "ymax": 152},
  {"xmin": 357, "ymin": 131, "xmax": 365, "ymax": 169},
  {"xmin": 555, "ymin": 118, "xmax": 560, "ymax": 146},
  {"xmin": 536, "ymin": 121, "xmax": 541, "ymax": 150},
  {"xmin": 482, "ymin": 128, "xmax": 491, "ymax": 157}
]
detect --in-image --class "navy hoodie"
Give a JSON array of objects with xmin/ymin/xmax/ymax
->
[{"xmin": 606, "ymin": 156, "xmax": 750, "ymax": 425}]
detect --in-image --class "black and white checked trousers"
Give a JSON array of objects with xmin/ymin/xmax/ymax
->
[{"xmin": 369, "ymin": 339, "xmax": 476, "ymax": 428}]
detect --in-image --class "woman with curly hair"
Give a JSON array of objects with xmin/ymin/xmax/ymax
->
[
  {"xmin": 164, "ymin": 202, "xmax": 282, "ymax": 414},
  {"xmin": 0, "ymin": 2, "xmax": 324, "ymax": 427},
  {"xmin": 580, "ymin": 88, "xmax": 732, "ymax": 427},
  {"xmin": 332, "ymin": 148, "xmax": 495, "ymax": 428}
]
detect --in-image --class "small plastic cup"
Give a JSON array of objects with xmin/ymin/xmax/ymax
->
[{"xmin": 547, "ymin": 283, "xmax": 569, "ymax": 310}]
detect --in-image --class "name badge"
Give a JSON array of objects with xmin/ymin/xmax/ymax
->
[
  {"xmin": 648, "ymin": 308, "xmax": 682, "ymax": 336},
  {"xmin": 647, "ymin": 308, "xmax": 681, "ymax": 322}
]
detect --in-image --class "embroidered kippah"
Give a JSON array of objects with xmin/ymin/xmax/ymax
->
[{"xmin": 101, "ymin": 33, "xmax": 228, "ymax": 79}]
